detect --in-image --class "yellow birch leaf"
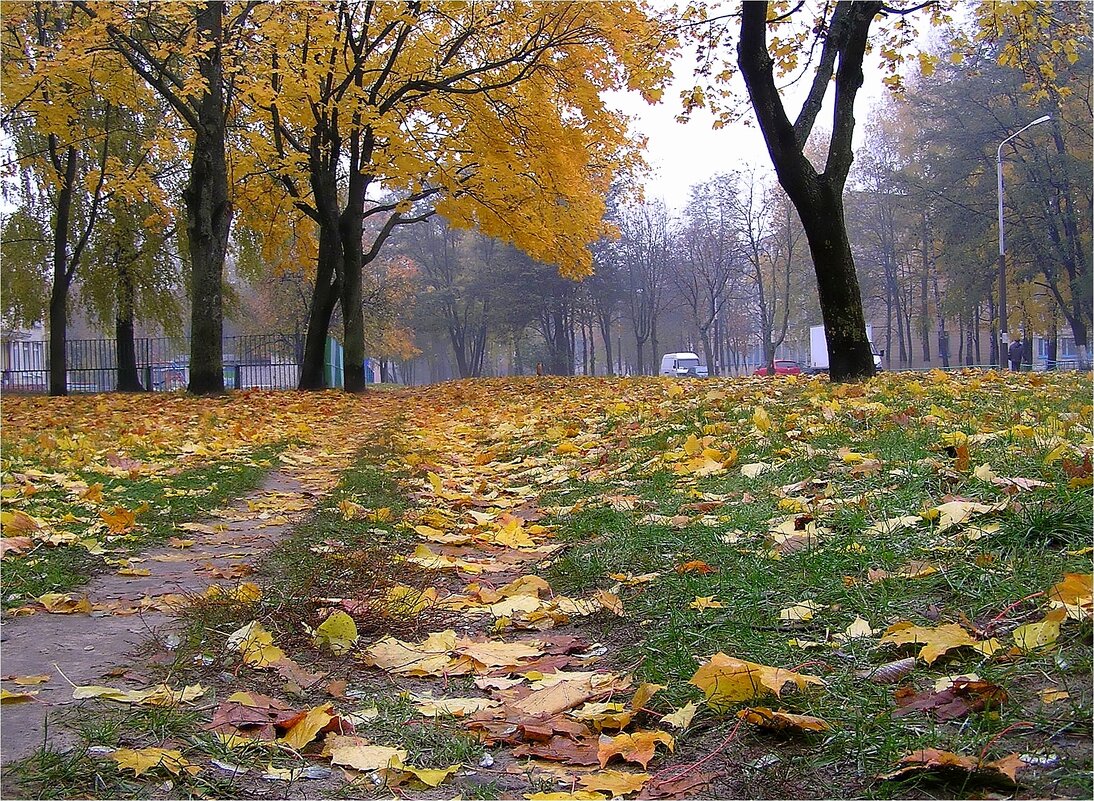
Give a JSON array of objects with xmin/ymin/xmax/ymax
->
[
  {"xmin": 113, "ymin": 747, "xmax": 197, "ymax": 777},
  {"xmin": 313, "ymin": 610, "xmax": 358, "ymax": 654},
  {"xmin": 1012, "ymin": 608, "xmax": 1066, "ymax": 651}
]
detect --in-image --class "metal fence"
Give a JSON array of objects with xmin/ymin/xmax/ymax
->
[{"xmin": 1, "ymin": 334, "xmax": 306, "ymax": 394}]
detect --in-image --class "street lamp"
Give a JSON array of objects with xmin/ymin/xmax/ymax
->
[{"xmin": 997, "ymin": 114, "xmax": 1051, "ymax": 369}]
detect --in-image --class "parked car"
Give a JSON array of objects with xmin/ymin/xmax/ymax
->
[
  {"xmin": 659, "ymin": 352, "xmax": 708, "ymax": 378},
  {"xmin": 753, "ymin": 359, "xmax": 802, "ymax": 376}
]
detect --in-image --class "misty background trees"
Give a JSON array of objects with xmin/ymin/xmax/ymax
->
[{"xmin": 2, "ymin": 3, "xmax": 1089, "ymax": 389}]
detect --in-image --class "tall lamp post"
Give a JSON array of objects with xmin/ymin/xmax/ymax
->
[{"xmin": 997, "ymin": 114, "xmax": 1051, "ymax": 369}]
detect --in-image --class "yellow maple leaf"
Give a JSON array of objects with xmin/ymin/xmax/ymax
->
[
  {"xmin": 597, "ymin": 730, "xmax": 674, "ymax": 768},
  {"xmin": 880, "ymin": 621, "xmax": 979, "ymax": 665},
  {"xmin": 737, "ymin": 706, "xmax": 830, "ymax": 733},
  {"xmin": 660, "ymin": 701, "xmax": 699, "ymax": 729},
  {"xmin": 689, "ymin": 653, "xmax": 824, "ymax": 712},
  {"xmin": 577, "ymin": 769, "xmax": 651, "ymax": 795}
]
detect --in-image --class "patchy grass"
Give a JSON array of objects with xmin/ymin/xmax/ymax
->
[
  {"xmin": 3, "ymin": 373, "xmax": 1090, "ymax": 800},
  {"xmin": 1, "ymin": 446, "xmax": 282, "ymax": 607},
  {"xmin": 544, "ymin": 371, "xmax": 1092, "ymax": 798}
]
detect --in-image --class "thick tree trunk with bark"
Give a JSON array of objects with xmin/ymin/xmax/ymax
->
[
  {"xmin": 800, "ymin": 191, "xmax": 875, "ymax": 378},
  {"xmin": 115, "ymin": 258, "xmax": 143, "ymax": 391},
  {"xmin": 738, "ymin": 1, "xmax": 879, "ymax": 381},
  {"xmin": 48, "ymin": 146, "xmax": 78, "ymax": 397},
  {"xmin": 185, "ymin": 3, "xmax": 231, "ymax": 395}
]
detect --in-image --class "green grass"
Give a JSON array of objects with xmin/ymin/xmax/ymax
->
[
  {"xmin": 1, "ymin": 446, "xmax": 283, "ymax": 607},
  {"xmin": 543, "ymin": 373, "xmax": 1093, "ymax": 798}
]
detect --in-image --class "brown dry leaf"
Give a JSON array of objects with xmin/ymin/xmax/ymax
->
[
  {"xmin": 737, "ymin": 706, "xmax": 831, "ymax": 734},
  {"xmin": 595, "ymin": 589, "xmax": 624, "ymax": 616},
  {"xmin": 597, "ymin": 730, "xmax": 674, "ymax": 768},
  {"xmin": 892, "ymin": 679, "xmax": 1007, "ymax": 721},
  {"xmin": 879, "ymin": 748, "xmax": 1025, "ymax": 788},
  {"xmin": 637, "ymin": 769, "xmax": 718, "ymax": 798},
  {"xmin": 689, "ymin": 653, "xmax": 824, "ymax": 712},
  {"xmin": 515, "ymin": 675, "xmax": 600, "ymax": 717}
]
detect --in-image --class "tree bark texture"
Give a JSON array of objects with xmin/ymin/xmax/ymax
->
[
  {"xmin": 738, "ymin": 0, "xmax": 879, "ymax": 381},
  {"xmin": 185, "ymin": 2, "xmax": 231, "ymax": 395}
]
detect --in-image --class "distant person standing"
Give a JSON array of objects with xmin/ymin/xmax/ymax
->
[{"xmin": 1008, "ymin": 338, "xmax": 1023, "ymax": 371}]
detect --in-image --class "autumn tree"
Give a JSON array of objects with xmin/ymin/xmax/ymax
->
[
  {"xmin": 728, "ymin": 169, "xmax": 804, "ymax": 374},
  {"xmin": 69, "ymin": 1, "xmax": 259, "ymax": 394},
  {"xmin": 618, "ymin": 200, "xmax": 673, "ymax": 375},
  {"xmin": 2, "ymin": 4, "xmax": 126, "ymax": 395},
  {"xmin": 236, "ymin": 2, "xmax": 671, "ymax": 391},
  {"xmin": 680, "ymin": 1, "xmax": 957, "ymax": 380}
]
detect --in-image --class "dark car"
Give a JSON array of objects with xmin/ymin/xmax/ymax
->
[{"xmin": 753, "ymin": 360, "xmax": 802, "ymax": 376}]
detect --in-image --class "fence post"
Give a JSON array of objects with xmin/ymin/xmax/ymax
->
[{"xmin": 234, "ymin": 364, "xmax": 243, "ymax": 390}]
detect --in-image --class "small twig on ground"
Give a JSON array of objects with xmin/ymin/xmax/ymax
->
[
  {"xmin": 985, "ymin": 592, "xmax": 1045, "ymax": 634},
  {"xmin": 654, "ymin": 717, "xmax": 742, "ymax": 784},
  {"xmin": 978, "ymin": 721, "xmax": 1035, "ymax": 765}
]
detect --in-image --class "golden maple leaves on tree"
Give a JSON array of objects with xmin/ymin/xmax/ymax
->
[{"xmin": 2, "ymin": 1, "xmax": 675, "ymax": 392}]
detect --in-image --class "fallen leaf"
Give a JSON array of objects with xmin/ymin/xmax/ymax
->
[
  {"xmin": 689, "ymin": 653, "xmax": 824, "ymax": 711},
  {"xmin": 1, "ymin": 688, "xmax": 38, "ymax": 703},
  {"xmin": 313, "ymin": 610, "xmax": 358, "ymax": 654},
  {"xmin": 1012, "ymin": 608, "xmax": 1066, "ymax": 651},
  {"xmin": 737, "ymin": 706, "xmax": 831, "ymax": 733},
  {"xmin": 597, "ymin": 730, "xmax": 674, "ymax": 768},
  {"xmin": 675, "ymin": 560, "xmax": 715, "ymax": 574},
  {"xmin": 689, "ymin": 596, "xmax": 723, "ymax": 610},
  {"xmin": 879, "ymin": 621, "xmax": 982, "ymax": 665},
  {"xmin": 879, "ymin": 748, "xmax": 1024, "ymax": 788},
  {"xmin": 113, "ymin": 747, "xmax": 199, "ymax": 777},
  {"xmin": 280, "ymin": 704, "xmax": 334, "ymax": 750},
  {"xmin": 660, "ymin": 701, "xmax": 698, "ymax": 729},
  {"xmin": 779, "ymin": 600, "xmax": 824, "ymax": 622},
  {"xmin": 325, "ymin": 734, "xmax": 407, "ymax": 771},
  {"xmin": 577, "ymin": 769, "xmax": 651, "ymax": 795}
]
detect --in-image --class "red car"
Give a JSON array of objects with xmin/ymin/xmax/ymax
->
[{"xmin": 753, "ymin": 360, "xmax": 802, "ymax": 376}]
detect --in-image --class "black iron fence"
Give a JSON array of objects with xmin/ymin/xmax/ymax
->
[{"xmin": 1, "ymin": 334, "xmax": 306, "ymax": 394}]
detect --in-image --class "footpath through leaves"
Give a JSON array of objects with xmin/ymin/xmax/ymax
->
[{"xmin": 1, "ymin": 371, "xmax": 1091, "ymax": 799}]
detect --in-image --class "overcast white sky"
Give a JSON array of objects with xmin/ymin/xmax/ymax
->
[
  {"xmin": 609, "ymin": 3, "xmax": 954, "ymax": 212},
  {"xmin": 609, "ymin": 58, "xmax": 889, "ymax": 212}
]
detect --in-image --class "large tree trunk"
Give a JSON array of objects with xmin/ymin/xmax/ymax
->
[
  {"xmin": 738, "ymin": 1, "xmax": 879, "ymax": 381},
  {"xmin": 186, "ymin": 2, "xmax": 231, "ymax": 395},
  {"xmin": 48, "ymin": 146, "xmax": 77, "ymax": 397},
  {"xmin": 116, "ymin": 258, "xmax": 143, "ymax": 391},
  {"xmin": 800, "ymin": 192, "xmax": 875, "ymax": 379}
]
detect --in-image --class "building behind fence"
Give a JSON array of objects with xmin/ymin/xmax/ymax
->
[{"xmin": 0, "ymin": 333, "xmax": 350, "ymax": 393}]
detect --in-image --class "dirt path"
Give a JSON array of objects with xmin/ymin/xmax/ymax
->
[{"xmin": 0, "ymin": 440, "xmax": 355, "ymax": 788}]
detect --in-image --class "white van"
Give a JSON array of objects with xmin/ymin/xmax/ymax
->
[{"xmin": 660, "ymin": 352, "xmax": 708, "ymax": 378}]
